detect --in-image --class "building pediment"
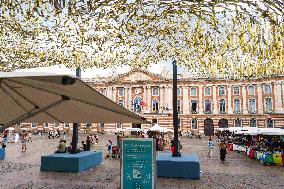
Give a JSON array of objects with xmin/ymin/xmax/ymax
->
[{"xmin": 112, "ymin": 69, "xmax": 164, "ymax": 83}]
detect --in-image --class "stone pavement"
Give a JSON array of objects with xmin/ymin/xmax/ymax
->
[{"xmin": 0, "ymin": 133, "xmax": 283, "ymax": 189}]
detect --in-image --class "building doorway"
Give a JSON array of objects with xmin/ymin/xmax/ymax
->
[
  {"xmin": 204, "ymin": 118, "xmax": 214, "ymax": 136},
  {"xmin": 218, "ymin": 118, "xmax": 228, "ymax": 128}
]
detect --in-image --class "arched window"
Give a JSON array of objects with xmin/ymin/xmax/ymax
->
[
  {"xmin": 116, "ymin": 123, "xmax": 122, "ymax": 129},
  {"xmin": 99, "ymin": 88, "xmax": 106, "ymax": 96},
  {"xmin": 234, "ymin": 99, "xmax": 240, "ymax": 113},
  {"xmin": 177, "ymin": 88, "xmax": 181, "ymax": 96},
  {"xmin": 118, "ymin": 100, "xmax": 124, "ymax": 107},
  {"xmin": 190, "ymin": 100, "xmax": 197, "ymax": 113},
  {"xmin": 235, "ymin": 118, "xmax": 242, "ymax": 127},
  {"xmin": 32, "ymin": 123, "xmax": 38, "ymax": 128},
  {"xmin": 99, "ymin": 123, "xmax": 105, "ymax": 128},
  {"xmin": 190, "ymin": 87, "xmax": 197, "ymax": 96},
  {"xmin": 248, "ymin": 86, "xmax": 255, "ymax": 96},
  {"xmin": 152, "ymin": 99, "xmax": 159, "ymax": 112},
  {"xmin": 204, "ymin": 99, "xmax": 211, "ymax": 113},
  {"xmin": 233, "ymin": 86, "xmax": 240, "ymax": 95},
  {"xmin": 249, "ymin": 118, "xmax": 257, "ymax": 127},
  {"xmin": 204, "ymin": 87, "xmax": 211, "ymax": 96},
  {"xmin": 219, "ymin": 99, "xmax": 226, "ymax": 113},
  {"xmin": 248, "ymin": 99, "xmax": 256, "ymax": 113},
  {"xmin": 118, "ymin": 88, "xmax": 125, "ymax": 96},
  {"xmin": 191, "ymin": 118, "xmax": 198, "ymax": 129},
  {"xmin": 265, "ymin": 97, "xmax": 272, "ymax": 112},
  {"xmin": 267, "ymin": 119, "xmax": 273, "ymax": 128},
  {"xmin": 264, "ymin": 84, "xmax": 271, "ymax": 94},
  {"xmin": 133, "ymin": 96, "xmax": 142, "ymax": 112},
  {"xmin": 177, "ymin": 99, "xmax": 181, "ymax": 113},
  {"xmin": 152, "ymin": 87, "xmax": 159, "ymax": 96},
  {"xmin": 219, "ymin": 86, "xmax": 225, "ymax": 95}
]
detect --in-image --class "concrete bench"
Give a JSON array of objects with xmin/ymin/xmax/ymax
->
[
  {"xmin": 156, "ymin": 152, "xmax": 200, "ymax": 179},
  {"xmin": 0, "ymin": 148, "xmax": 5, "ymax": 159},
  {"xmin": 41, "ymin": 151, "xmax": 102, "ymax": 173}
]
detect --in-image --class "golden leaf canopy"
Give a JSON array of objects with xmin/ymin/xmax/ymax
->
[{"xmin": 0, "ymin": 0, "xmax": 283, "ymax": 78}]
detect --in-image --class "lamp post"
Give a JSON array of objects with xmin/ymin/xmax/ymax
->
[
  {"xmin": 70, "ymin": 67, "xmax": 81, "ymax": 154},
  {"xmin": 172, "ymin": 60, "xmax": 181, "ymax": 157}
]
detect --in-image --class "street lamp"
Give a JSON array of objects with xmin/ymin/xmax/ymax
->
[{"xmin": 172, "ymin": 60, "xmax": 181, "ymax": 157}]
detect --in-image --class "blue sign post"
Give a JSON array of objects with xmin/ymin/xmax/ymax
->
[{"xmin": 121, "ymin": 138, "xmax": 156, "ymax": 189}]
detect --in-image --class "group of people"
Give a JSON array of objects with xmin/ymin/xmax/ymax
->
[
  {"xmin": 55, "ymin": 134, "xmax": 98, "ymax": 153},
  {"xmin": 0, "ymin": 131, "xmax": 32, "ymax": 152},
  {"xmin": 207, "ymin": 136, "xmax": 228, "ymax": 162}
]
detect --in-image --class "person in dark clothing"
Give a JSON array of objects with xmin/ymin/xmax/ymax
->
[
  {"xmin": 219, "ymin": 140, "xmax": 227, "ymax": 162},
  {"xmin": 86, "ymin": 136, "xmax": 91, "ymax": 151},
  {"xmin": 81, "ymin": 141, "xmax": 87, "ymax": 151}
]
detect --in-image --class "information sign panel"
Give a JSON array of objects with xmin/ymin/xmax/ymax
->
[{"xmin": 121, "ymin": 138, "xmax": 156, "ymax": 189}]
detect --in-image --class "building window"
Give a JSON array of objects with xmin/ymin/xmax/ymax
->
[
  {"xmin": 177, "ymin": 88, "xmax": 181, "ymax": 96},
  {"xmin": 267, "ymin": 119, "xmax": 273, "ymax": 128},
  {"xmin": 99, "ymin": 123, "xmax": 104, "ymax": 128},
  {"xmin": 191, "ymin": 118, "xmax": 197, "ymax": 129},
  {"xmin": 43, "ymin": 123, "xmax": 48, "ymax": 128},
  {"xmin": 99, "ymin": 88, "xmax": 106, "ymax": 96},
  {"xmin": 64, "ymin": 123, "xmax": 70, "ymax": 128},
  {"xmin": 190, "ymin": 100, "xmax": 197, "ymax": 113},
  {"xmin": 204, "ymin": 99, "xmax": 212, "ymax": 113},
  {"xmin": 204, "ymin": 87, "xmax": 211, "ymax": 96},
  {"xmin": 249, "ymin": 118, "xmax": 257, "ymax": 127},
  {"xmin": 248, "ymin": 99, "xmax": 256, "ymax": 113},
  {"xmin": 233, "ymin": 99, "xmax": 241, "ymax": 113},
  {"xmin": 118, "ymin": 100, "xmax": 124, "ymax": 107},
  {"xmin": 219, "ymin": 86, "xmax": 225, "ymax": 96},
  {"xmin": 248, "ymin": 85, "xmax": 254, "ymax": 96},
  {"xmin": 32, "ymin": 123, "xmax": 37, "ymax": 128},
  {"xmin": 265, "ymin": 97, "xmax": 272, "ymax": 112},
  {"xmin": 133, "ymin": 96, "xmax": 142, "ymax": 112},
  {"xmin": 219, "ymin": 99, "xmax": 226, "ymax": 113},
  {"xmin": 233, "ymin": 86, "xmax": 240, "ymax": 95},
  {"xmin": 190, "ymin": 87, "xmax": 197, "ymax": 96},
  {"xmin": 118, "ymin": 88, "xmax": 125, "ymax": 97},
  {"xmin": 116, "ymin": 123, "xmax": 122, "ymax": 129},
  {"xmin": 177, "ymin": 99, "xmax": 181, "ymax": 113},
  {"xmin": 86, "ymin": 123, "xmax": 92, "ymax": 128},
  {"xmin": 235, "ymin": 118, "xmax": 242, "ymax": 127},
  {"xmin": 152, "ymin": 99, "xmax": 159, "ymax": 112},
  {"xmin": 54, "ymin": 123, "xmax": 59, "ymax": 128},
  {"xmin": 152, "ymin": 87, "xmax": 159, "ymax": 96},
  {"xmin": 264, "ymin": 84, "xmax": 271, "ymax": 95}
]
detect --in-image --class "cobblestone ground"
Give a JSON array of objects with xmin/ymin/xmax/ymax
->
[{"xmin": 0, "ymin": 133, "xmax": 284, "ymax": 189}]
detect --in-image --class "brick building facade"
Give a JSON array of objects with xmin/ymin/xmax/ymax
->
[{"xmin": 19, "ymin": 68, "xmax": 284, "ymax": 134}]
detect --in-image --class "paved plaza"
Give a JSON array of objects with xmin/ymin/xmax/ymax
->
[{"xmin": 1, "ymin": 133, "xmax": 284, "ymax": 189}]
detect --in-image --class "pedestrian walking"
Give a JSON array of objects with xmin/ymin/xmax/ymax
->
[
  {"xmin": 28, "ymin": 131, "xmax": 32, "ymax": 143},
  {"xmin": 95, "ymin": 134, "xmax": 99, "ymax": 144},
  {"xmin": 106, "ymin": 139, "xmax": 112, "ymax": 156},
  {"xmin": 208, "ymin": 138, "xmax": 215, "ymax": 158},
  {"xmin": 2, "ymin": 133, "xmax": 8, "ymax": 149},
  {"xmin": 21, "ymin": 133, "xmax": 27, "ymax": 152},
  {"xmin": 219, "ymin": 140, "xmax": 227, "ymax": 162}
]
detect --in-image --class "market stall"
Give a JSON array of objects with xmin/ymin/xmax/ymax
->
[{"xmin": 219, "ymin": 127, "xmax": 284, "ymax": 166}]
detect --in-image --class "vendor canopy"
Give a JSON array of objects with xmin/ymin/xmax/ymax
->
[{"xmin": 0, "ymin": 72, "xmax": 147, "ymax": 132}]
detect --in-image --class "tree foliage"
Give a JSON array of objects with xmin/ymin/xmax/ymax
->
[{"xmin": 0, "ymin": 0, "xmax": 283, "ymax": 78}]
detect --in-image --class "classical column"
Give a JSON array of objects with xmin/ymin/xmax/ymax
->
[
  {"xmin": 183, "ymin": 86, "xmax": 189, "ymax": 114},
  {"xmin": 168, "ymin": 86, "xmax": 173, "ymax": 112},
  {"xmin": 257, "ymin": 84, "xmax": 263, "ymax": 114},
  {"xmin": 125, "ymin": 87, "xmax": 128, "ymax": 109},
  {"xmin": 128, "ymin": 87, "xmax": 132, "ymax": 110},
  {"xmin": 212, "ymin": 85, "xmax": 218, "ymax": 114},
  {"xmin": 242, "ymin": 85, "xmax": 248, "ymax": 114},
  {"xmin": 160, "ymin": 86, "xmax": 164, "ymax": 112},
  {"xmin": 227, "ymin": 85, "xmax": 233, "ymax": 114},
  {"xmin": 143, "ymin": 86, "xmax": 147, "ymax": 111},
  {"xmin": 282, "ymin": 82, "xmax": 284, "ymax": 108},
  {"xmin": 147, "ymin": 86, "xmax": 151, "ymax": 112},
  {"xmin": 113, "ymin": 87, "xmax": 117, "ymax": 103},
  {"xmin": 198, "ymin": 85, "xmax": 203, "ymax": 114},
  {"xmin": 106, "ymin": 86, "xmax": 112, "ymax": 100},
  {"xmin": 274, "ymin": 81, "xmax": 283, "ymax": 113}
]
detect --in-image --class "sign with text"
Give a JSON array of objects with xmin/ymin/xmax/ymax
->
[{"xmin": 121, "ymin": 138, "xmax": 156, "ymax": 189}]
